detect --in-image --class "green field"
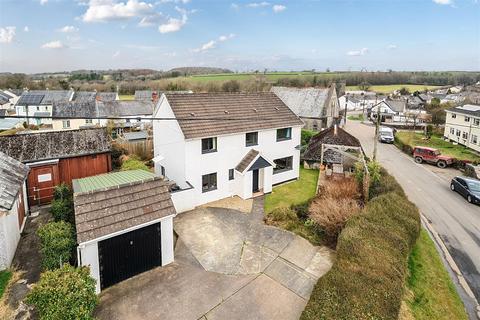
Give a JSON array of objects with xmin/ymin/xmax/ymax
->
[
  {"xmin": 395, "ymin": 132, "xmax": 480, "ymax": 162},
  {"xmin": 119, "ymin": 95, "xmax": 135, "ymax": 100},
  {"xmin": 404, "ymin": 229, "xmax": 467, "ymax": 320},
  {"xmin": 346, "ymin": 84, "xmax": 441, "ymax": 94}
]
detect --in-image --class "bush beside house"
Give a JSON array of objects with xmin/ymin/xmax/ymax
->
[
  {"xmin": 37, "ymin": 221, "xmax": 76, "ymax": 270},
  {"xmin": 26, "ymin": 264, "xmax": 98, "ymax": 320},
  {"xmin": 300, "ymin": 167, "xmax": 421, "ymax": 320}
]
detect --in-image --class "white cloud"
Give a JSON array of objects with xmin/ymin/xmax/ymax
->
[
  {"xmin": 58, "ymin": 25, "xmax": 79, "ymax": 33},
  {"xmin": 157, "ymin": 0, "xmax": 189, "ymax": 3},
  {"xmin": 24, "ymin": 26, "xmax": 29, "ymax": 32},
  {"xmin": 387, "ymin": 44, "xmax": 397, "ymax": 50},
  {"xmin": 138, "ymin": 13, "xmax": 164, "ymax": 27},
  {"xmin": 272, "ymin": 4, "xmax": 286, "ymax": 12},
  {"xmin": 113, "ymin": 50, "xmax": 120, "ymax": 58},
  {"xmin": 347, "ymin": 48, "xmax": 369, "ymax": 56},
  {"xmin": 158, "ymin": 7, "xmax": 188, "ymax": 33},
  {"xmin": 0, "ymin": 27, "xmax": 16, "ymax": 44},
  {"xmin": 82, "ymin": 0, "xmax": 153, "ymax": 23},
  {"xmin": 432, "ymin": 0, "xmax": 452, "ymax": 4},
  {"xmin": 247, "ymin": 2, "xmax": 270, "ymax": 8},
  {"xmin": 41, "ymin": 40, "xmax": 65, "ymax": 49},
  {"xmin": 193, "ymin": 34, "xmax": 235, "ymax": 53},
  {"xmin": 40, "ymin": 0, "xmax": 48, "ymax": 5}
]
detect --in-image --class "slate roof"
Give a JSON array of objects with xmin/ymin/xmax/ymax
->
[
  {"xmin": 73, "ymin": 91, "xmax": 97, "ymax": 103},
  {"xmin": 164, "ymin": 93, "xmax": 303, "ymax": 139},
  {"xmin": 384, "ymin": 99, "xmax": 406, "ymax": 113},
  {"xmin": 96, "ymin": 92, "xmax": 118, "ymax": 101},
  {"xmin": 52, "ymin": 101, "xmax": 97, "ymax": 118},
  {"xmin": 123, "ymin": 131, "xmax": 148, "ymax": 141},
  {"xmin": 0, "ymin": 152, "xmax": 29, "ymax": 211},
  {"xmin": 73, "ymin": 170, "xmax": 176, "ymax": 243},
  {"xmin": 236, "ymin": 149, "xmax": 259, "ymax": 173},
  {"xmin": 16, "ymin": 90, "xmax": 73, "ymax": 106},
  {"xmin": 0, "ymin": 128, "xmax": 111, "ymax": 163},
  {"xmin": 0, "ymin": 109, "xmax": 5, "ymax": 117},
  {"xmin": 97, "ymin": 100, "xmax": 154, "ymax": 117},
  {"xmin": 303, "ymin": 126, "xmax": 362, "ymax": 163},
  {"xmin": 271, "ymin": 86, "xmax": 333, "ymax": 118},
  {"xmin": 0, "ymin": 118, "xmax": 22, "ymax": 130},
  {"xmin": 135, "ymin": 90, "xmax": 153, "ymax": 101},
  {"xmin": 0, "ymin": 91, "xmax": 14, "ymax": 100},
  {"xmin": 447, "ymin": 104, "xmax": 480, "ymax": 117}
]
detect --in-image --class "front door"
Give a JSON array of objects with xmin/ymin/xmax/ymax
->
[{"xmin": 252, "ymin": 169, "xmax": 259, "ymax": 193}]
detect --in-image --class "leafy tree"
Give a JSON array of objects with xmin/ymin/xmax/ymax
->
[
  {"xmin": 358, "ymin": 82, "xmax": 371, "ymax": 91},
  {"xmin": 398, "ymin": 87, "xmax": 410, "ymax": 95},
  {"xmin": 221, "ymin": 80, "xmax": 240, "ymax": 92}
]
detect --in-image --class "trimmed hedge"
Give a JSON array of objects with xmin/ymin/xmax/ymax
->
[
  {"xmin": 301, "ymin": 174, "xmax": 420, "ymax": 320},
  {"xmin": 26, "ymin": 264, "xmax": 98, "ymax": 320},
  {"xmin": 37, "ymin": 221, "xmax": 76, "ymax": 270},
  {"xmin": 51, "ymin": 184, "xmax": 74, "ymax": 224}
]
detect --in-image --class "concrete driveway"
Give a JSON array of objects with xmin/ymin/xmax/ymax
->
[{"xmin": 96, "ymin": 203, "xmax": 333, "ymax": 320}]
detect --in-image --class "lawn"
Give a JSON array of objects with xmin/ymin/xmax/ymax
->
[
  {"xmin": 119, "ymin": 94, "xmax": 135, "ymax": 100},
  {"xmin": 403, "ymin": 229, "xmax": 468, "ymax": 320},
  {"xmin": 347, "ymin": 114, "xmax": 364, "ymax": 121},
  {"xmin": 0, "ymin": 270, "xmax": 12, "ymax": 299},
  {"xmin": 264, "ymin": 167, "xmax": 319, "ymax": 213},
  {"xmin": 395, "ymin": 131, "xmax": 480, "ymax": 162},
  {"xmin": 346, "ymin": 84, "xmax": 441, "ymax": 94}
]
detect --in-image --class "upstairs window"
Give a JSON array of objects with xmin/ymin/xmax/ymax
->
[
  {"xmin": 465, "ymin": 116, "xmax": 470, "ymax": 122},
  {"xmin": 246, "ymin": 132, "xmax": 258, "ymax": 146},
  {"xmin": 62, "ymin": 120, "xmax": 70, "ymax": 129},
  {"xmin": 451, "ymin": 113, "xmax": 456, "ymax": 119},
  {"xmin": 201, "ymin": 137, "xmax": 217, "ymax": 154},
  {"xmin": 273, "ymin": 156, "xmax": 293, "ymax": 174},
  {"xmin": 228, "ymin": 169, "xmax": 234, "ymax": 180},
  {"xmin": 474, "ymin": 119, "xmax": 480, "ymax": 126},
  {"xmin": 202, "ymin": 173, "xmax": 217, "ymax": 193},
  {"xmin": 276, "ymin": 127, "xmax": 292, "ymax": 141},
  {"xmin": 85, "ymin": 119, "xmax": 93, "ymax": 124}
]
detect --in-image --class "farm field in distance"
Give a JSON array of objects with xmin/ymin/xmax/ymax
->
[{"xmin": 346, "ymin": 84, "xmax": 442, "ymax": 94}]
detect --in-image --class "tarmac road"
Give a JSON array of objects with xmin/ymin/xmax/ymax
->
[{"xmin": 345, "ymin": 120, "xmax": 480, "ymax": 318}]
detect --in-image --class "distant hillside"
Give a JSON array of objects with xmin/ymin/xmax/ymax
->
[{"xmin": 168, "ymin": 67, "xmax": 233, "ymax": 76}]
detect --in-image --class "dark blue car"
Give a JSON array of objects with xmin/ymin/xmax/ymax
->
[{"xmin": 450, "ymin": 176, "xmax": 480, "ymax": 205}]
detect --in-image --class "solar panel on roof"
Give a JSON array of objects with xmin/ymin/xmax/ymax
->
[{"xmin": 17, "ymin": 94, "xmax": 44, "ymax": 105}]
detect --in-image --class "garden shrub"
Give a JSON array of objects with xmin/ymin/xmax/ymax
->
[
  {"xmin": 26, "ymin": 264, "xmax": 98, "ymax": 320},
  {"xmin": 120, "ymin": 155, "xmax": 149, "ymax": 171},
  {"xmin": 51, "ymin": 184, "xmax": 74, "ymax": 223},
  {"xmin": 301, "ymin": 129, "xmax": 316, "ymax": 146},
  {"xmin": 320, "ymin": 178, "xmax": 360, "ymax": 201},
  {"xmin": 37, "ymin": 222, "xmax": 76, "ymax": 270},
  {"xmin": 301, "ymin": 173, "xmax": 421, "ymax": 320},
  {"xmin": 290, "ymin": 200, "xmax": 311, "ymax": 220}
]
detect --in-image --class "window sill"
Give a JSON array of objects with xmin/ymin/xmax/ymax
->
[
  {"xmin": 202, "ymin": 187, "xmax": 217, "ymax": 193},
  {"xmin": 202, "ymin": 149, "xmax": 217, "ymax": 154},
  {"xmin": 273, "ymin": 168, "xmax": 292, "ymax": 175},
  {"xmin": 246, "ymin": 143, "xmax": 258, "ymax": 147},
  {"xmin": 276, "ymin": 138, "xmax": 291, "ymax": 142}
]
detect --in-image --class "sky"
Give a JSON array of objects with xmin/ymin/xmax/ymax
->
[{"xmin": 0, "ymin": 0, "xmax": 479, "ymax": 73}]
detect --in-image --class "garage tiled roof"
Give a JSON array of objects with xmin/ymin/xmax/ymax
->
[
  {"xmin": 0, "ymin": 152, "xmax": 29, "ymax": 211},
  {"xmin": 235, "ymin": 149, "xmax": 259, "ymax": 173},
  {"xmin": 73, "ymin": 170, "xmax": 176, "ymax": 243},
  {"xmin": 0, "ymin": 128, "xmax": 111, "ymax": 163},
  {"xmin": 165, "ymin": 93, "xmax": 303, "ymax": 139}
]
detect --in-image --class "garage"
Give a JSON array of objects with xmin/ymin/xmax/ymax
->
[
  {"xmin": 98, "ymin": 222, "xmax": 162, "ymax": 289},
  {"xmin": 73, "ymin": 169, "xmax": 177, "ymax": 293}
]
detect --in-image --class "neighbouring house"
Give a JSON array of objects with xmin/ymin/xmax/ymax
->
[
  {"xmin": 271, "ymin": 85, "xmax": 340, "ymax": 131},
  {"xmin": 73, "ymin": 169, "xmax": 176, "ymax": 293},
  {"xmin": 51, "ymin": 100, "xmax": 154, "ymax": 133},
  {"xmin": 0, "ymin": 116, "xmax": 23, "ymax": 132},
  {"xmin": 0, "ymin": 90, "xmax": 20, "ymax": 111},
  {"xmin": 15, "ymin": 90, "xmax": 74, "ymax": 126},
  {"xmin": 444, "ymin": 104, "xmax": 480, "ymax": 152},
  {"xmin": 338, "ymin": 95, "xmax": 362, "ymax": 111},
  {"xmin": 370, "ymin": 98, "xmax": 426, "ymax": 125},
  {"xmin": 0, "ymin": 128, "xmax": 111, "ymax": 207},
  {"xmin": 153, "ymin": 93, "xmax": 304, "ymax": 213},
  {"xmin": 303, "ymin": 125, "xmax": 363, "ymax": 177},
  {"xmin": 0, "ymin": 152, "xmax": 29, "ymax": 270}
]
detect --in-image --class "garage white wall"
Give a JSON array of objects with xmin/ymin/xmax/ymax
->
[{"xmin": 0, "ymin": 197, "xmax": 22, "ymax": 270}]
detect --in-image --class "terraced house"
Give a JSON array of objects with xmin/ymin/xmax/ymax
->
[
  {"xmin": 153, "ymin": 93, "xmax": 304, "ymax": 212},
  {"xmin": 444, "ymin": 104, "xmax": 480, "ymax": 152}
]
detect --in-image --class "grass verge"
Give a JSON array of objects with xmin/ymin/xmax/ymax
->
[
  {"xmin": 264, "ymin": 167, "xmax": 318, "ymax": 213},
  {"xmin": 404, "ymin": 229, "xmax": 467, "ymax": 320},
  {"xmin": 395, "ymin": 131, "xmax": 480, "ymax": 162},
  {"xmin": 0, "ymin": 270, "xmax": 12, "ymax": 299},
  {"xmin": 347, "ymin": 114, "xmax": 364, "ymax": 121}
]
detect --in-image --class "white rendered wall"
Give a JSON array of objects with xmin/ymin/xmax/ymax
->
[{"xmin": 0, "ymin": 198, "xmax": 22, "ymax": 270}]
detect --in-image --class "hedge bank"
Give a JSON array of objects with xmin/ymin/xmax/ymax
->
[{"xmin": 301, "ymin": 170, "xmax": 420, "ymax": 320}]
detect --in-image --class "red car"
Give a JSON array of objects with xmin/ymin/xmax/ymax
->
[{"xmin": 412, "ymin": 146, "xmax": 454, "ymax": 169}]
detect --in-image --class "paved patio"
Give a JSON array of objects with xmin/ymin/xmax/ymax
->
[{"xmin": 96, "ymin": 198, "xmax": 333, "ymax": 320}]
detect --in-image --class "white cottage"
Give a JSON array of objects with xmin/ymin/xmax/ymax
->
[{"xmin": 153, "ymin": 93, "xmax": 304, "ymax": 212}]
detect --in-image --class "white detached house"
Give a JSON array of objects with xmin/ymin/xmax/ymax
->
[{"xmin": 153, "ymin": 93, "xmax": 304, "ymax": 212}]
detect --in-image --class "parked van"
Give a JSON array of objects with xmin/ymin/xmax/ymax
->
[{"xmin": 378, "ymin": 126, "xmax": 394, "ymax": 144}]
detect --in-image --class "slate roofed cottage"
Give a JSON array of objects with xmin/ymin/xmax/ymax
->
[
  {"xmin": 271, "ymin": 85, "xmax": 340, "ymax": 131},
  {"xmin": 0, "ymin": 128, "xmax": 111, "ymax": 207},
  {"xmin": 153, "ymin": 92, "xmax": 304, "ymax": 212},
  {"xmin": 0, "ymin": 152, "xmax": 29, "ymax": 270},
  {"xmin": 73, "ymin": 170, "xmax": 176, "ymax": 293}
]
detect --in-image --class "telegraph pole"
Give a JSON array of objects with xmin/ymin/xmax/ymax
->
[
  {"xmin": 373, "ymin": 103, "xmax": 381, "ymax": 161},
  {"xmin": 344, "ymin": 94, "xmax": 348, "ymax": 126}
]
